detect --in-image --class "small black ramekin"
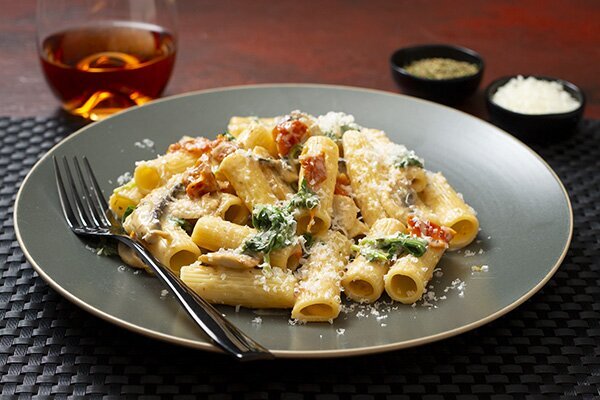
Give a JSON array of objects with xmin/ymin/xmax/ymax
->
[
  {"xmin": 485, "ymin": 75, "xmax": 585, "ymax": 143},
  {"xmin": 390, "ymin": 44, "xmax": 484, "ymax": 104}
]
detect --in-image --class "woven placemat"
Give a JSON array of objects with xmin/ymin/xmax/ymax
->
[{"xmin": 1, "ymin": 116, "xmax": 599, "ymax": 399}]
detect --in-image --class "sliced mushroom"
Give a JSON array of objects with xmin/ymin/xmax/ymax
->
[{"xmin": 199, "ymin": 249, "xmax": 260, "ymax": 269}]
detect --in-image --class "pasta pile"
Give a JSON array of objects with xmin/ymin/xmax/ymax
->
[{"xmin": 109, "ymin": 111, "xmax": 479, "ymax": 323}]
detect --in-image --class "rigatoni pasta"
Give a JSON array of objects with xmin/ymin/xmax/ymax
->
[
  {"xmin": 342, "ymin": 218, "xmax": 404, "ymax": 303},
  {"xmin": 384, "ymin": 218, "xmax": 455, "ymax": 303},
  {"xmin": 180, "ymin": 263, "xmax": 296, "ymax": 308},
  {"xmin": 342, "ymin": 130, "xmax": 389, "ymax": 227},
  {"xmin": 291, "ymin": 231, "xmax": 351, "ymax": 322},
  {"xmin": 110, "ymin": 110, "xmax": 480, "ymax": 323},
  {"xmin": 109, "ymin": 179, "xmax": 144, "ymax": 218},
  {"xmin": 217, "ymin": 150, "xmax": 279, "ymax": 209},
  {"xmin": 134, "ymin": 148, "xmax": 198, "ymax": 193},
  {"xmin": 420, "ymin": 172, "xmax": 479, "ymax": 250},
  {"xmin": 296, "ymin": 136, "xmax": 339, "ymax": 235}
]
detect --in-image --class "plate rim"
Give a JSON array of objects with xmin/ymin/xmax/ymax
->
[{"xmin": 13, "ymin": 83, "xmax": 573, "ymax": 358}]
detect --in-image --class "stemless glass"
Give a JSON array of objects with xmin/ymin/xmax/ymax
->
[{"xmin": 37, "ymin": 0, "xmax": 177, "ymax": 121}]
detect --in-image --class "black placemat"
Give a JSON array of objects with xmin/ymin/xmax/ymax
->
[{"xmin": 1, "ymin": 116, "xmax": 599, "ymax": 399}]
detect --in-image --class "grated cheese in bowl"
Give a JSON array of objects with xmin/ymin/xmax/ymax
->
[
  {"xmin": 491, "ymin": 75, "xmax": 580, "ymax": 115},
  {"xmin": 486, "ymin": 75, "xmax": 585, "ymax": 141}
]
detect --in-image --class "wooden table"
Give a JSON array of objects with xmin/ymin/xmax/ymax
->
[{"xmin": 1, "ymin": 0, "xmax": 598, "ymax": 119}]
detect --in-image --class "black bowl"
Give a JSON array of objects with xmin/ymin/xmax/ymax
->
[
  {"xmin": 485, "ymin": 75, "xmax": 585, "ymax": 143},
  {"xmin": 390, "ymin": 44, "xmax": 484, "ymax": 104}
]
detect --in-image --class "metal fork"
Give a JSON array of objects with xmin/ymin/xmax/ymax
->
[{"xmin": 53, "ymin": 155, "xmax": 274, "ymax": 361}]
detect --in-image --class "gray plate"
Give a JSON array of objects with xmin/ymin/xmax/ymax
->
[{"xmin": 14, "ymin": 84, "xmax": 572, "ymax": 358}]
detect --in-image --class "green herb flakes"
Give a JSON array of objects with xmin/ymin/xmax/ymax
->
[{"xmin": 405, "ymin": 58, "xmax": 479, "ymax": 80}]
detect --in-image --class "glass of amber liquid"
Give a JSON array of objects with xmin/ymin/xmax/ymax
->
[{"xmin": 37, "ymin": 0, "xmax": 177, "ymax": 121}]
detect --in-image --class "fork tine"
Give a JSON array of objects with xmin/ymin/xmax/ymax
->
[
  {"xmin": 62, "ymin": 156, "xmax": 92, "ymax": 227},
  {"xmin": 73, "ymin": 157, "xmax": 110, "ymax": 227},
  {"xmin": 54, "ymin": 156, "xmax": 79, "ymax": 229},
  {"xmin": 83, "ymin": 156, "xmax": 110, "ymax": 213}
]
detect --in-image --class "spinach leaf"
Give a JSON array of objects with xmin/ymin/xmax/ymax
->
[
  {"xmin": 242, "ymin": 179, "xmax": 320, "ymax": 266},
  {"xmin": 394, "ymin": 152, "xmax": 424, "ymax": 168},
  {"xmin": 287, "ymin": 179, "xmax": 320, "ymax": 211},
  {"xmin": 354, "ymin": 233, "xmax": 428, "ymax": 262},
  {"xmin": 302, "ymin": 232, "xmax": 315, "ymax": 249},
  {"xmin": 170, "ymin": 217, "xmax": 193, "ymax": 235},
  {"xmin": 288, "ymin": 143, "xmax": 303, "ymax": 160},
  {"xmin": 340, "ymin": 124, "xmax": 357, "ymax": 134},
  {"xmin": 122, "ymin": 205, "xmax": 136, "ymax": 223},
  {"xmin": 221, "ymin": 131, "xmax": 236, "ymax": 141},
  {"xmin": 243, "ymin": 204, "xmax": 297, "ymax": 256}
]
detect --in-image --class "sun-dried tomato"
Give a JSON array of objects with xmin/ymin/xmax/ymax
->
[
  {"xmin": 300, "ymin": 153, "xmax": 327, "ymax": 189},
  {"xmin": 272, "ymin": 119, "xmax": 309, "ymax": 156},
  {"xmin": 407, "ymin": 217, "xmax": 454, "ymax": 247}
]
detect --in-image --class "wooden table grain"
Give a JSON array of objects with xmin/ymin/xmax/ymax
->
[{"xmin": 1, "ymin": 0, "xmax": 598, "ymax": 119}]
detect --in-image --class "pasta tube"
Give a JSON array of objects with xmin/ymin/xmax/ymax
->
[
  {"xmin": 122, "ymin": 176, "xmax": 201, "ymax": 272},
  {"xmin": 367, "ymin": 128, "xmax": 428, "ymax": 193},
  {"xmin": 134, "ymin": 150, "xmax": 197, "ymax": 193},
  {"xmin": 227, "ymin": 116, "xmax": 275, "ymax": 138},
  {"xmin": 342, "ymin": 218, "xmax": 404, "ymax": 303},
  {"xmin": 164, "ymin": 192, "xmax": 249, "ymax": 225},
  {"xmin": 145, "ymin": 225, "xmax": 200, "ymax": 273},
  {"xmin": 421, "ymin": 172, "xmax": 479, "ymax": 250},
  {"xmin": 331, "ymin": 194, "xmax": 368, "ymax": 238},
  {"xmin": 291, "ymin": 231, "xmax": 351, "ymax": 322},
  {"xmin": 342, "ymin": 130, "xmax": 388, "ymax": 226},
  {"xmin": 191, "ymin": 215, "xmax": 253, "ymax": 250},
  {"xmin": 365, "ymin": 129, "xmax": 428, "ymax": 222},
  {"xmin": 296, "ymin": 136, "xmax": 339, "ymax": 235},
  {"xmin": 238, "ymin": 122, "xmax": 278, "ymax": 157},
  {"xmin": 384, "ymin": 246, "xmax": 445, "ymax": 304},
  {"xmin": 384, "ymin": 218, "xmax": 454, "ymax": 303},
  {"xmin": 215, "ymin": 193, "xmax": 250, "ymax": 224},
  {"xmin": 109, "ymin": 180, "xmax": 144, "ymax": 218},
  {"xmin": 218, "ymin": 151, "xmax": 278, "ymax": 210},
  {"xmin": 191, "ymin": 216, "xmax": 301, "ymax": 270},
  {"xmin": 181, "ymin": 263, "xmax": 296, "ymax": 308},
  {"xmin": 253, "ymin": 147, "xmax": 294, "ymax": 201}
]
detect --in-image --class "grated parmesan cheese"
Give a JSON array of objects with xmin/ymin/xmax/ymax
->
[
  {"xmin": 116, "ymin": 171, "xmax": 132, "ymax": 185},
  {"xmin": 463, "ymin": 249, "xmax": 476, "ymax": 257},
  {"xmin": 492, "ymin": 75, "xmax": 580, "ymax": 114},
  {"xmin": 316, "ymin": 111, "xmax": 361, "ymax": 138},
  {"xmin": 134, "ymin": 138, "xmax": 155, "ymax": 150}
]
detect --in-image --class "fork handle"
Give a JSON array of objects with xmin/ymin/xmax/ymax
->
[{"xmin": 117, "ymin": 237, "xmax": 275, "ymax": 361}]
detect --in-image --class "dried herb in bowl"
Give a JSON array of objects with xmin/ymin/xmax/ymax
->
[{"xmin": 405, "ymin": 58, "xmax": 479, "ymax": 80}]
